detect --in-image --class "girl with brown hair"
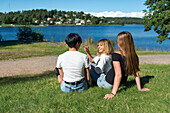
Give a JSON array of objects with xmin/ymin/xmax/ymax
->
[{"xmin": 98, "ymin": 31, "xmax": 150, "ymax": 99}]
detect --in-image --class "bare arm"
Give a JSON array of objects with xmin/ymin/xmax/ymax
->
[
  {"xmin": 104, "ymin": 61, "xmax": 122, "ymax": 99},
  {"xmin": 83, "ymin": 46, "xmax": 94, "ymax": 63},
  {"xmin": 58, "ymin": 68, "xmax": 64, "ymax": 84},
  {"xmin": 85, "ymin": 67, "xmax": 92, "ymax": 86},
  {"xmin": 135, "ymin": 72, "xmax": 150, "ymax": 91}
]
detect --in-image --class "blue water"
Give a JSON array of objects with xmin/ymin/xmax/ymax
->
[{"xmin": 0, "ymin": 24, "xmax": 170, "ymax": 51}]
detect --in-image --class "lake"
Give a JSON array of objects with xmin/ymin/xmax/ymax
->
[{"xmin": 0, "ymin": 24, "xmax": 170, "ymax": 51}]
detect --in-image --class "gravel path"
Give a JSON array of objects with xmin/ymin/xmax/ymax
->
[{"xmin": 0, "ymin": 55, "xmax": 170, "ymax": 77}]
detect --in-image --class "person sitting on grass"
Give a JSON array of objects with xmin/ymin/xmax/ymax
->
[
  {"xmin": 83, "ymin": 39, "xmax": 113, "ymax": 85},
  {"xmin": 96, "ymin": 31, "xmax": 150, "ymax": 99},
  {"xmin": 55, "ymin": 33, "xmax": 91, "ymax": 93}
]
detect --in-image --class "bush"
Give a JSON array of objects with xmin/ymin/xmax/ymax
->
[
  {"xmin": 109, "ymin": 39, "xmax": 116, "ymax": 48},
  {"xmin": 16, "ymin": 27, "xmax": 44, "ymax": 41},
  {"xmin": 84, "ymin": 37, "xmax": 95, "ymax": 45},
  {"xmin": 0, "ymin": 34, "xmax": 5, "ymax": 41},
  {"xmin": 0, "ymin": 34, "xmax": 3, "ymax": 41}
]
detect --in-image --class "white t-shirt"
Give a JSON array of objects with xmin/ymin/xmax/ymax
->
[
  {"xmin": 56, "ymin": 51, "xmax": 90, "ymax": 82},
  {"xmin": 93, "ymin": 54, "xmax": 112, "ymax": 75}
]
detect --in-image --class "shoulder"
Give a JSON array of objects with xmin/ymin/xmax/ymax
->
[
  {"xmin": 76, "ymin": 51, "xmax": 89, "ymax": 60},
  {"xmin": 112, "ymin": 52, "xmax": 122, "ymax": 61},
  {"xmin": 99, "ymin": 54, "xmax": 111, "ymax": 62},
  {"xmin": 100, "ymin": 54, "xmax": 110, "ymax": 59},
  {"xmin": 76, "ymin": 51, "xmax": 87, "ymax": 57},
  {"xmin": 58, "ymin": 51, "xmax": 67, "ymax": 58},
  {"xmin": 112, "ymin": 52, "xmax": 121, "ymax": 57}
]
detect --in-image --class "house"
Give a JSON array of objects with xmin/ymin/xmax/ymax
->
[
  {"xmin": 108, "ymin": 21, "xmax": 115, "ymax": 24},
  {"xmin": 83, "ymin": 14, "xmax": 86, "ymax": 16},
  {"xmin": 50, "ymin": 21, "xmax": 53, "ymax": 24},
  {"xmin": 75, "ymin": 18, "xmax": 80, "ymax": 23},
  {"xmin": 67, "ymin": 19, "xmax": 72, "ymax": 23},
  {"xmin": 35, "ymin": 20, "xmax": 39, "ymax": 23},
  {"xmin": 72, "ymin": 14, "xmax": 76, "ymax": 17},
  {"xmin": 99, "ymin": 21, "xmax": 103, "ymax": 24},
  {"xmin": 60, "ymin": 19, "xmax": 63, "ymax": 22},
  {"xmin": 86, "ymin": 19, "xmax": 91, "ymax": 23},
  {"xmin": 47, "ymin": 17, "xmax": 52, "ymax": 21},
  {"xmin": 76, "ymin": 23, "xmax": 81, "ymax": 25},
  {"xmin": 80, "ymin": 20, "xmax": 85, "ymax": 24},
  {"xmin": 65, "ymin": 14, "xmax": 69, "ymax": 17},
  {"xmin": 55, "ymin": 21, "xmax": 62, "ymax": 24},
  {"xmin": 53, "ymin": 15, "xmax": 59, "ymax": 18}
]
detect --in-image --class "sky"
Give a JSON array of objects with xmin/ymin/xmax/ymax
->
[{"xmin": 0, "ymin": 0, "xmax": 147, "ymax": 18}]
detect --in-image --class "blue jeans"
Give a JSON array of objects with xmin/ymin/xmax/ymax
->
[
  {"xmin": 97, "ymin": 74, "xmax": 113, "ymax": 89},
  {"xmin": 90, "ymin": 69, "xmax": 100, "ymax": 83},
  {"xmin": 61, "ymin": 79, "xmax": 88, "ymax": 93}
]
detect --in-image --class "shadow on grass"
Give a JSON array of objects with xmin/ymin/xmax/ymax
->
[
  {"xmin": 119, "ymin": 75, "xmax": 154, "ymax": 91},
  {"xmin": 0, "ymin": 72, "xmax": 154, "ymax": 92},
  {"xmin": 0, "ymin": 71, "xmax": 56, "ymax": 86}
]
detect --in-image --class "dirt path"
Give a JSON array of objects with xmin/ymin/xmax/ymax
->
[{"xmin": 0, "ymin": 55, "xmax": 170, "ymax": 78}]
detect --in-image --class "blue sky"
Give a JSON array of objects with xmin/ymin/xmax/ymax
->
[{"xmin": 1, "ymin": 0, "xmax": 147, "ymax": 17}]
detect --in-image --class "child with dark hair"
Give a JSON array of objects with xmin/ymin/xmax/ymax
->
[{"xmin": 55, "ymin": 33, "xmax": 91, "ymax": 93}]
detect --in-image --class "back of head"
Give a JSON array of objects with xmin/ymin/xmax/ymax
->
[
  {"xmin": 65, "ymin": 33, "xmax": 82, "ymax": 48},
  {"xmin": 97, "ymin": 39, "xmax": 114, "ymax": 56},
  {"xmin": 117, "ymin": 31, "xmax": 139, "ymax": 76}
]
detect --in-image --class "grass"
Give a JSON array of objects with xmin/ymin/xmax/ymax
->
[
  {"xmin": 0, "ymin": 64, "xmax": 169, "ymax": 112},
  {"xmin": 0, "ymin": 42, "xmax": 170, "ymax": 61},
  {"xmin": 0, "ymin": 42, "xmax": 68, "ymax": 60}
]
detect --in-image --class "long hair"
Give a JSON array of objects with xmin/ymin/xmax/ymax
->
[
  {"xmin": 97, "ymin": 39, "xmax": 114, "ymax": 56},
  {"xmin": 117, "ymin": 31, "xmax": 139, "ymax": 76}
]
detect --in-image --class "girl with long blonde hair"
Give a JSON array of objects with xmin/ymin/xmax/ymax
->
[{"xmin": 84, "ymin": 39, "xmax": 114, "ymax": 84}]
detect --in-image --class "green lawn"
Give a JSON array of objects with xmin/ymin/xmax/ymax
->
[
  {"xmin": 0, "ymin": 64, "xmax": 169, "ymax": 112},
  {"xmin": 0, "ymin": 42, "xmax": 170, "ymax": 61}
]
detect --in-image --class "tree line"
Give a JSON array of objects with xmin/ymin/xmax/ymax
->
[{"xmin": 0, "ymin": 9, "xmax": 142, "ymax": 25}]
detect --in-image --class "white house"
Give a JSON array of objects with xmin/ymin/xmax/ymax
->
[
  {"xmin": 75, "ymin": 18, "xmax": 80, "ymax": 23},
  {"xmin": 55, "ymin": 21, "xmax": 62, "ymax": 24},
  {"xmin": 86, "ymin": 19, "xmax": 91, "ymax": 23},
  {"xmin": 76, "ymin": 23, "xmax": 81, "ymax": 25},
  {"xmin": 35, "ymin": 20, "xmax": 39, "ymax": 23},
  {"xmin": 80, "ymin": 20, "xmax": 85, "ymax": 24},
  {"xmin": 47, "ymin": 17, "xmax": 52, "ymax": 21}
]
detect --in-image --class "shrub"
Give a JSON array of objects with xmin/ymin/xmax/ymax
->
[
  {"xmin": 0, "ymin": 34, "xmax": 5, "ymax": 41},
  {"xmin": 16, "ymin": 27, "xmax": 44, "ymax": 41},
  {"xmin": 109, "ymin": 39, "xmax": 116, "ymax": 48},
  {"xmin": 84, "ymin": 37, "xmax": 95, "ymax": 45},
  {"xmin": 0, "ymin": 34, "xmax": 3, "ymax": 41}
]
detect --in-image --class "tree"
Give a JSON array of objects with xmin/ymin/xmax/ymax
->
[
  {"xmin": 143, "ymin": 0, "xmax": 170, "ymax": 43},
  {"xmin": 17, "ymin": 27, "xmax": 44, "ymax": 41}
]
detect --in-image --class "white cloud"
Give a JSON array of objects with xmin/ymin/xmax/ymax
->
[{"xmin": 86, "ymin": 11, "xmax": 145, "ymax": 18}]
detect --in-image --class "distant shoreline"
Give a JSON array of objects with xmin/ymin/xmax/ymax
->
[{"xmin": 0, "ymin": 24, "xmax": 143, "ymax": 27}]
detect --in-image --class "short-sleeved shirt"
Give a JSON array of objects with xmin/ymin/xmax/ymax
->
[
  {"xmin": 56, "ymin": 51, "xmax": 90, "ymax": 82},
  {"xmin": 105, "ymin": 53, "xmax": 128, "ymax": 85},
  {"xmin": 93, "ymin": 54, "xmax": 112, "ymax": 75}
]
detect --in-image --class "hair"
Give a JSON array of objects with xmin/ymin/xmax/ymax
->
[
  {"xmin": 97, "ymin": 39, "xmax": 114, "ymax": 56},
  {"xmin": 65, "ymin": 33, "xmax": 82, "ymax": 48},
  {"xmin": 117, "ymin": 31, "xmax": 140, "ymax": 76}
]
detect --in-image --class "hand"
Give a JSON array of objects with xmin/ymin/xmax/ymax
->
[
  {"xmin": 83, "ymin": 46, "xmax": 90, "ymax": 53},
  {"xmin": 87, "ymin": 79, "xmax": 92, "ymax": 86},
  {"xmin": 104, "ymin": 93, "xmax": 115, "ymax": 99},
  {"xmin": 139, "ymin": 88, "xmax": 150, "ymax": 91}
]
